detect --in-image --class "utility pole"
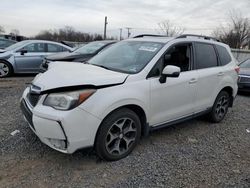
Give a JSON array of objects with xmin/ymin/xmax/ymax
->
[
  {"xmin": 104, "ymin": 16, "xmax": 108, "ymax": 40},
  {"xmin": 125, "ymin": 27, "xmax": 131, "ymax": 38},
  {"xmin": 119, "ymin": 28, "xmax": 122, "ymax": 40}
]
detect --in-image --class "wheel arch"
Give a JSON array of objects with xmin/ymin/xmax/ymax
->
[
  {"xmin": 219, "ymin": 86, "xmax": 234, "ymax": 107},
  {"xmin": 94, "ymin": 103, "xmax": 149, "ymax": 148}
]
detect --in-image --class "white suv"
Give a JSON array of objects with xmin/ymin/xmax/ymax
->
[{"xmin": 20, "ymin": 34, "xmax": 239, "ymax": 161}]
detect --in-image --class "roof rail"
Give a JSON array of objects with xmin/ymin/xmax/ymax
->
[
  {"xmin": 176, "ymin": 34, "xmax": 220, "ymax": 42},
  {"xmin": 133, "ymin": 34, "xmax": 168, "ymax": 38}
]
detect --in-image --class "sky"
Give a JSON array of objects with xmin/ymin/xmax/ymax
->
[{"xmin": 0, "ymin": 0, "xmax": 250, "ymax": 39}]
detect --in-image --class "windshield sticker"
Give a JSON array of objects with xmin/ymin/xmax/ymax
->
[{"xmin": 139, "ymin": 46, "xmax": 158, "ymax": 52}]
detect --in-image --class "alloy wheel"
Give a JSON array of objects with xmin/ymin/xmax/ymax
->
[
  {"xmin": 215, "ymin": 95, "xmax": 229, "ymax": 119},
  {"xmin": 105, "ymin": 118, "xmax": 137, "ymax": 156}
]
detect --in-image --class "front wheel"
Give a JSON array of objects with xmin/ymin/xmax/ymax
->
[
  {"xmin": 208, "ymin": 91, "xmax": 230, "ymax": 123},
  {"xmin": 95, "ymin": 108, "xmax": 141, "ymax": 161},
  {"xmin": 0, "ymin": 61, "xmax": 13, "ymax": 78}
]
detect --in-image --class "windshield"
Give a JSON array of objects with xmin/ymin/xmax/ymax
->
[
  {"xmin": 5, "ymin": 40, "xmax": 30, "ymax": 51},
  {"xmin": 88, "ymin": 41, "xmax": 164, "ymax": 74},
  {"xmin": 74, "ymin": 41, "xmax": 109, "ymax": 54},
  {"xmin": 240, "ymin": 59, "xmax": 250, "ymax": 68}
]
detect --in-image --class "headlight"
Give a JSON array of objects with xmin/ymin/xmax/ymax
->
[{"xmin": 43, "ymin": 89, "xmax": 96, "ymax": 110}]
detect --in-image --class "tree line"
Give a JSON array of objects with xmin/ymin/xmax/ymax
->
[{"xmin": 33, "ymin": 26, "xmax": 116, "ymax": 42}]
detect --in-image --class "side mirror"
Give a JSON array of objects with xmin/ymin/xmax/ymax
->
[
  {"xmin": 20, "ymin": 49, "xmax": 28, "ymax": 55},
  {"xmin": 159, "ymin": 65, "xmax": 180, "ymax": 83}
]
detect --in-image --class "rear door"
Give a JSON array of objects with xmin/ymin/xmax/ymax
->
[
  {"xmin": 14, "ymin": 42, "xmax": 46, "ymax": 72},
  {"xmin": 193, "ymin": 42, "xmax": 223, "ymax": 112}
]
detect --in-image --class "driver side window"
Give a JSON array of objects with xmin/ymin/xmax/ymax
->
[{"xmin": 148, "ymin": 43, "xmax": 192, "ymax": 78}]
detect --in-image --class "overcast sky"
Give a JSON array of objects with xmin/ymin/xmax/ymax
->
[{"xmin": 0, "ymin": 0, "xmax": 250, "ymax": 38}]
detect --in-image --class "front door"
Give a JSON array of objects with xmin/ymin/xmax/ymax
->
[
  {"xmin": 149, "ymin": 43, "xmax": 198, "ymax": 126},
  {"xmin": 14, "ymin": 43, "xmax": 46, "ymax": 72}
]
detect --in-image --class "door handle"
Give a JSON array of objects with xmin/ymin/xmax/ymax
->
[
  {"xmin": 217, "ymin": 72, "xmax": 224, "ymax": 76},
  {"xmin": 189, "ymin": 78, "xmax": 197, "ymax": 84}
]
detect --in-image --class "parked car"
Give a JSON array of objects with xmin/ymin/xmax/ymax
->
[
  {"xmin": 0, "ymin": 40, "xmax": 72, "ymax": 77},
  {"xmin": 41, "ymin": 40, "xmax": 116, "ymax": 70},
  {"xmin": 0, "ymin": 38, "xmax": 16, "ymax": 49},
  {"xmin": 20, "ymin": 34, "xmax": 239, "ymax": 161},
  {"xmin": 238, "ymin": 58, "xmax": 250, "ymax": 92}
]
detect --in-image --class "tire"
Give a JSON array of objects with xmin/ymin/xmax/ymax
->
[
  {"xmin": 95, "ymin": 108, "xmax": 141, "ymax": 161},
  {"xmin": 0, "ymin": 61, "xmax": 13, "ymax": 78},
  {"xmin": 208, "ymin": 91, "xmax": 230, "ymax": 123}
]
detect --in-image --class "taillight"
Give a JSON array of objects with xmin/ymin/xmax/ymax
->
[{"xmin": 235, "ymin": 66, "xmax": 240, "ymax": 74}]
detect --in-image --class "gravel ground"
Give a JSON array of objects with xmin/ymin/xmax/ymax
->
[{"xmin": 0, "ymin": 76, "xmax": 250, "ymax": 188}]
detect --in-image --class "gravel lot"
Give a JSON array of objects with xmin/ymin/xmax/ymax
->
[{"xmin": 0, "ymin": 76, "xmax": 250, "ymax": 188}]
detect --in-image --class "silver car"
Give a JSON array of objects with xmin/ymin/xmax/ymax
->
[{"xmin": 0, "ymin": 40, "xmax": 72, "ymax": 77}]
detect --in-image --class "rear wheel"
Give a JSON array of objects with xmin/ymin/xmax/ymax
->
[
  {"xmin": 0, "ymin": 61, "xmax": 13, "ymax": 78},
  {"xmin": 208, "ymin": 91, "xmax": 230, "ymax": 123},
  {"xmin": 95, "ymin": 108, "xmax": 141, "ymax": 161}
]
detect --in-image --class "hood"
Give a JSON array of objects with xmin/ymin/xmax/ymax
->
[
  {"xmin": 32, "ymin": 62, "xmax": 128, "ymax": 92},
  {"xmin": 239, "ymin": 68, "xmax": 250, "ymax": 76},
  {"xmin": 46, "ymin": 51, "xmax": 91, "ymax": 61}
]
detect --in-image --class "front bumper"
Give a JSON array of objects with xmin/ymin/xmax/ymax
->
[
  {"xmin": 238, "ymin": 75, "xmax": 250, "ymax": 92},
  {"xmin": 238, "ymin": 82, "xmax": 250, "ymax": 92},
  {"xmin": 20, "ymin": 88, "xmax": 102, "ymax": 154}
]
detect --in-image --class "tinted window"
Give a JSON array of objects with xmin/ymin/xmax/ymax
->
[
  {"xmin": 195, "ymin": 43, "xmax": 218, "ymax": 69},
  {"xmin": 47, "ymin": 43, "xmax": 63, "ymax": 52},
  {"xmin": 216, "ymin": 45, "xmax": 231, "ymax": 66},
  {"xmin": 240, "ymin": 59, "xmax": 250, "ymax": 68},
  {"xmin": 23, "ymin": 43, "xmax": 45, "ymax": 52},
  {"xmin": 164, "ymin": 44, "xmax": 191, "ymax": 72},
  {"xmin": 148, "ymin": 43, "xmax": 192, "ymax": 78}
]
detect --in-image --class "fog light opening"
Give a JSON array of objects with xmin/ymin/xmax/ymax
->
[{"xmin": 48, "ymin": 138, "xmax": 67, "ymax": 150}]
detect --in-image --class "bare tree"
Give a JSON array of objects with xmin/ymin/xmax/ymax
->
[
  {"xmin": 34, "ymin": 26, "xmax": 110, "ymax": 42},
  {"xmin": 0, "ymin": 26, "xmax": 5, "ymax": 34},
  {"xmin": 10, "ymin": 29, "xmax": 20, "ymax": 36},
  {"xmin": 158, "ymin": 20, "xmax": 185, "ymax": 37},
  {"xmin": 213, "ymin": 12, "xmax": 250, "ymax": 49}
]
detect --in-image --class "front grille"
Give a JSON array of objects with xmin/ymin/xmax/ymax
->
[
  {"xmin": 239, "ymin": 76, "xmax": 250, "ymax": 83},
  {"xmin": 20, "ymin": 99, "xmax": 35, "ymax": 130},
  {"xmin": 27, "ymin": 93, "xmax": 40, "ymax": 107}
]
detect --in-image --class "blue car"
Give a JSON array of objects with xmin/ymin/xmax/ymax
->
[{"xmin": 0, "ymin": 40, "xmax": 72, "ymax": 77}]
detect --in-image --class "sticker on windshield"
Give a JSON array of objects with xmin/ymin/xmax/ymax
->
[{"xmin": 139, "ymin": 46, "xmax": 158, "ymax": 52}]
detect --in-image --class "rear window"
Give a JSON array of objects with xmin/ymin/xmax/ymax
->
[
  {"xmin": 47, "ymin": 44, "xmax": 63, "ymax": 52},
  {"xmin": 216, "ymin": 45, "xmax": 232, "ymax": 66},
  {"xmin": 240, "ymin": 59, "xmax": 250, "ymax": 68},
  {"xmin": 195, "ymin": 43, "xmax": 218, "ymax": 69}
]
